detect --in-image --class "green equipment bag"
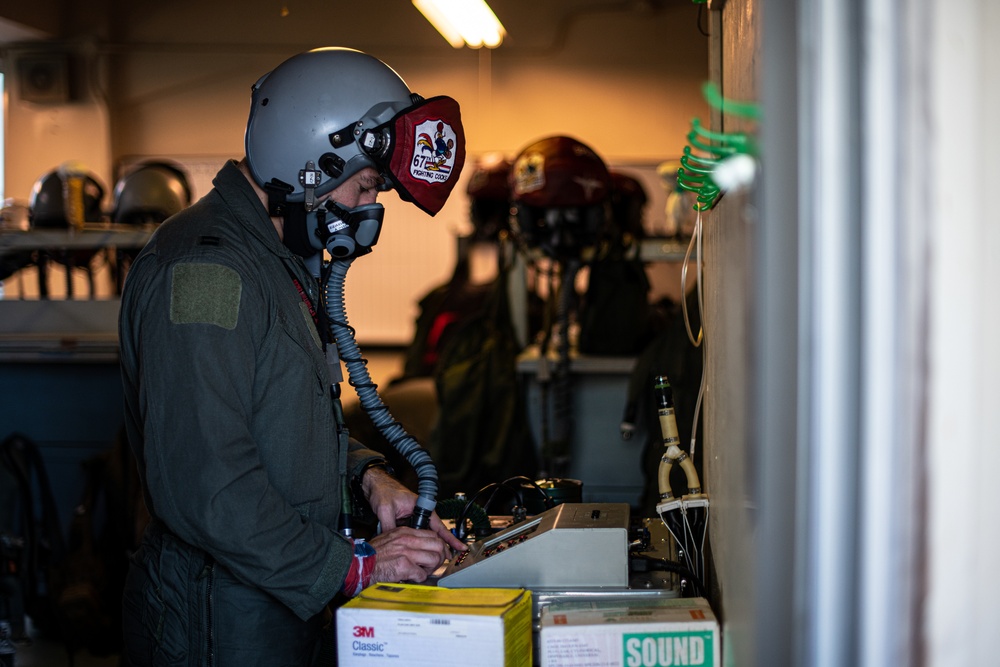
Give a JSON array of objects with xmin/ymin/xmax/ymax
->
[
  {"xmin": 427, "ymin": 269, "xmax": 539, "ymax": 498},
  {"xmin": 577, "ymin": 247, "xmax": 653, "ymax": 356}
]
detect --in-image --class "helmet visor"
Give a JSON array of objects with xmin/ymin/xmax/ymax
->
[{"xmin": 367, "ymin": 95, "xmax": 466, "ymax": 216}]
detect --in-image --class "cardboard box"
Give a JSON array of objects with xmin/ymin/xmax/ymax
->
[
  {"xmin": 337, "ymin": 583, "xmax": 532, "ymax": 666},
  {"xmin": 539, "ymin": 597, "xmax": 719, "ymax": 667}
]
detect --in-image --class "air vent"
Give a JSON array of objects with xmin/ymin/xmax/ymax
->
[{"xmin": 17, "ymin": 54, "xmax": 70, "ymax": 104}]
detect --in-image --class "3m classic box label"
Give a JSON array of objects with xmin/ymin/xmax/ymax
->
[{"xmin": 337, "ymin": 583, "xmax": 531, "ymax": 666}]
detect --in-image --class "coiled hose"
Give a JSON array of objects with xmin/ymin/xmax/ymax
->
[{"xmin": 324, "ymin": 258, "xmax": 438, "ymax": 529}]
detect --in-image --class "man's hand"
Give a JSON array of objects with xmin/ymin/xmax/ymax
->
[
  {"xmin": 361, "ymin": 465, "xmax": 467, "ymax": 553},
  {"xmin": 367, "ymin": 526, "xmax": 453, "ymax": 583}
]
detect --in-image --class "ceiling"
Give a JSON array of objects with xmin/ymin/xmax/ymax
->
[
  {"xmin": 0, "ymin": 1, "xmax": 697, "ymax": 55},
  {"xmin": 0, "ymin": 16, "xmax": 46, "ymax": 44}
]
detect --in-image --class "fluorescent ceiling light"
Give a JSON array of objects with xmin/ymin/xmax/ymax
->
[{"xmin": 413, "ymin": 0, "xmax": 507, "ymax": 49}]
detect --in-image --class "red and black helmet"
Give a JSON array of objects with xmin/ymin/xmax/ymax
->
[{"xmin": 508, "ymin": 135, "xmax": 612, "ymax": 258}]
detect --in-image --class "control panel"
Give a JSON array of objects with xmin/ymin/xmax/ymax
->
[{"xmin": 437, "ymin": 503, "xmax": 630, "ymax": 590}]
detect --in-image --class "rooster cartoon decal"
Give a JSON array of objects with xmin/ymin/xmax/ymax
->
[{"xmin": 417, "ymin": 121, "xmax": 455, "ymax": 172}]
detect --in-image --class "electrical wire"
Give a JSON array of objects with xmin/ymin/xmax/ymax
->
[
  {"xmin": 680, "ymin": 209, "xmax": 704, "ymax": 348},
  {"xmin": 631, "ymin": 554, "xmax": 706, "ymax": 598},
  {"xmin": 680, "ymin": 208, "xmax": 707, "ymax": 461},
  {"xmin": 453, "ymin": 476, "xmax": 554, "ymax": 541},
  {"xmin": 696, "ymin": 3, "xmax": 710, "ymax": 38},
  {"xmin": 435, "ymin": 497, "xmax": 491, "ymax": 539},
  {"xmin": 660, "ymin": 211, "xmax": 710, "ymax": 588},
  {"xmin": 656, "ymin": 500, "xmax": 709, "ymax": 595}
]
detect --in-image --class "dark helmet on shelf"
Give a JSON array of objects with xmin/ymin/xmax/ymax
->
[
  {"xmin": 28, "ymin": 166, "xmax": 106, "ymax": 228},
  {"xmin": 465, "ymin": 153, "xmax": 512, "ymax": 242},
  {"xmin": 112, "ymin": 161, "xmax": 192, "ymax": 225},
  {"xmin": 509, "ymin": 135, "xmax": 612, "ymax": 259},
  {"xmin": 608, "ymin": 170, "xmax": 648, "ymax": 244}
]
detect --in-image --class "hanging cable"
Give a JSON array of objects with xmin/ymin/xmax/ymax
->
[{"xmin": 680, "ymin": 209, "xmax": 707, "ymax": 460}]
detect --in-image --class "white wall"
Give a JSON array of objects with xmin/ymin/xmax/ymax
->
[
  {"xmin": 925, "ymin": 0, "xmax": 1000, "ymax": 663},
  {"xmin": 3, "ymin": 44, "xmax": 112, "ymax": 209}
]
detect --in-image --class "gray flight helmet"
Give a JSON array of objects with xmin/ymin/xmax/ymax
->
[
  {"xmin": 244, "ymin": 47, "xmax": 415, "ymax": 204},
  {"xmin": 112, "ymin": 162, "xmax": 192, "ymax": 225}
]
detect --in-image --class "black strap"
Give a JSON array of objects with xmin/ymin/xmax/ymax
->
[
  {"xmin": 1, "ymin": 433, "xmax": 67, "ymax": 592},
  {"xmin": 281, "ymin": 261, "xmax": 332, "ymax": 347}
]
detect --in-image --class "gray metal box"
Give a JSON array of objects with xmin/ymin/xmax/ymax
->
[{"xmin": 437, "ymin": 503, "xmax": 630, "ymax": 590}]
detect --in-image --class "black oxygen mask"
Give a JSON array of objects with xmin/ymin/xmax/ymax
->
[
  {"xmin": 279, "ymin": 196, "xmax": 384, "ymax": 278},
  {"xmin": 308, "ymin": 200, "xmax": 384, "ymax": 260}
]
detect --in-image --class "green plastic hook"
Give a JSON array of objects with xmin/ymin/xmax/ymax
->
[{"xmin": 701, "ymin": 81, "xmax": 761, "ymax": 120}]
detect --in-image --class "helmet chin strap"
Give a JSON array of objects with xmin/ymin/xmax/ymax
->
[
  {"xmin": 282, "ymin": 203, "xmax": 322, "ymax": 257},
  {"xmin": 265, "ymin": 179, "xmax": 322, "ymax": 277}
]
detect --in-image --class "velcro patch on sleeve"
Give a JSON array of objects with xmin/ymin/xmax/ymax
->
[{"xmin": 170, "ymin": 263, "xmax": 242, "ymax": 330}]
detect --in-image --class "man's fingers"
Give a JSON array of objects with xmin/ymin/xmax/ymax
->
[
  {"xmin": 369, "ymin": 527, "xmax": 452, "ymax": 573},
  {"xmin": 372, "ymin": 554, "xmax": 430, "ymax": 584}
]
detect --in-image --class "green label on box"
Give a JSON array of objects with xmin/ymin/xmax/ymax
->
[{"xmin": 622, "ymin": 630, "xmax": 714, "ymax": 666}]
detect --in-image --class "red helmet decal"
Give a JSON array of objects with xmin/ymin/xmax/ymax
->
[{"xmin": 510, "ymin": 136, "xmax": 610, "ymax": 208}]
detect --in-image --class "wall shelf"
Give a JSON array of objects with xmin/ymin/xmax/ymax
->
[{"xmin": 0, "ymin": 224, "xmax": 153, "ymax": 258}]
